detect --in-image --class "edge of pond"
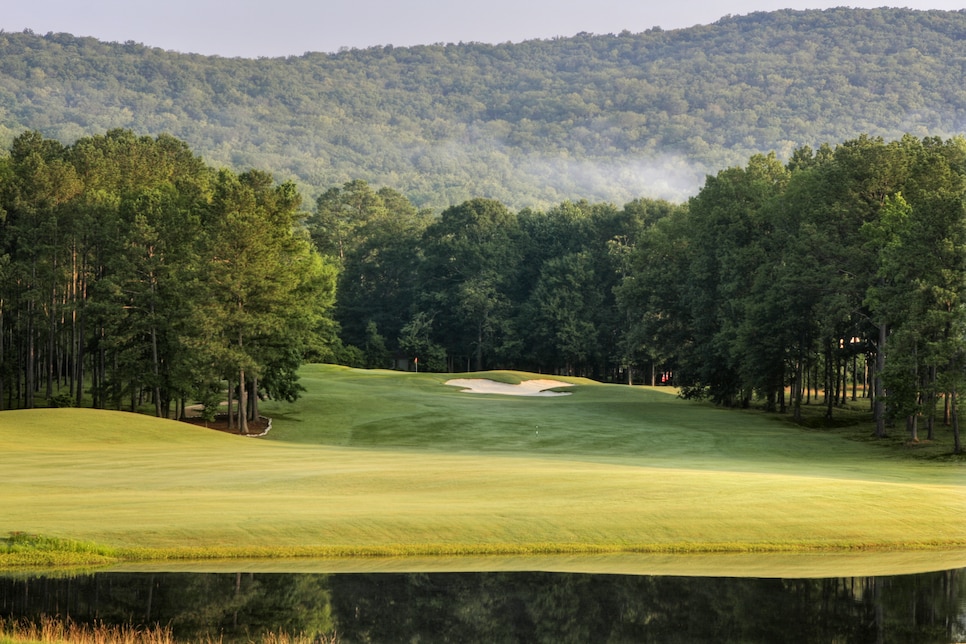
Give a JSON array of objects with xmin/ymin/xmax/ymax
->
[{"xmin": 50, "ymin": 548, "xmax": 966, "ymax": 579}]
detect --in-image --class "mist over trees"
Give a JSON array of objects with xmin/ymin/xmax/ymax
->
[
  {"xmin": 0, "ymin": 8, "xmax": 964, "ymax": 209},
  {"xmin": 313, "ymin": 135, "xmax": 966, "ymax": 453}
]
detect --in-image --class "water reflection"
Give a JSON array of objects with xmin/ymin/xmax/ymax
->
[{"xmin": 1, "ymin": 569, "xmax": 963, "ymax": 642}]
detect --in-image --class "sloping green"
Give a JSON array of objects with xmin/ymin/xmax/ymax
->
[{"xmin": 2, "ymin": 366, "xmax": 964, "ymax": 576}]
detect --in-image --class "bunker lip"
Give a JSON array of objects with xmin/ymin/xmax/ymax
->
[{"xmin": 445, "ymin": 378, "xmax": 574, "ymax": 396}]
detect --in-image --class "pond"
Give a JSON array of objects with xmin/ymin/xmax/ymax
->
[{"xmin": 2, "ymin": 566, "xmax": 964, "ymax": 642}]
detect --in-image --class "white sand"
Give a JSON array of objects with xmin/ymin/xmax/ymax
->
[{"xmin": 445, "ymin": 378, "xmax": 573, "ymax": 396}]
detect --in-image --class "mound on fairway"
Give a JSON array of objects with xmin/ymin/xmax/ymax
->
[{"xmin": 2, "ymin": 365, "xmax": 965, "ymax": 576}]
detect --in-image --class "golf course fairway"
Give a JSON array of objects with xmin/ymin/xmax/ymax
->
[{"xmin": 2, "ymin": 364, "xmax": 964, "ymax": 577}]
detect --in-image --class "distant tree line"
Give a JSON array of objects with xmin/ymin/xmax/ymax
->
[
  {"xmin": 3, "ymin": 130, "xmax": 964, "ymax": 452},
  {"xmin": 0, "ymin": 129, "xmax": 337, "ymax": 433},
  {"xmin": 308, "ymin": 178, "xmax": 679, "ymax": 378},
  {"xmin": 319, "ymin": 135, "xmax": 966, "ymax": 452},
  {"xmin": 0, "ymin": 8, "xmax": 964, "ymax": 209},
  {"xmin": 622, "ymin": 135, "xmax": 966, "ymax": 453}
]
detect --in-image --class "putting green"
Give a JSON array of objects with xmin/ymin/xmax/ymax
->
[{"xmin": 2, "ymin": 365, "xmax": 964, "ymax": 576}]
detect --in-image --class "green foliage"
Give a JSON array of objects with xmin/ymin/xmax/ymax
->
[
  {"xmin": 611, "ymin": 134, "xmax": 966, "ymax": 451},
  {"xmin": 362, "ymin": 321, "xmax": 391, "ymax": 369},
  {"xmin": 46, "ymin": 393, "xmax": 73, "ymax": 408},
  {"xmin": 418, "ymin": 198, "xmax": 522, "ymax": 370},
  {"xmin": 310, "ymin": 180, "xmax": 431, "ymax": 351},
  {"xmin": 0, "ymin": 130, "xmax": 338, "ymax": 420},
  {"xmin": 0, "ymin": 532, "xmax": 119, "ymax": 567},
  {"xmin": 0, "ymin": 9, "xmax": 964, "ymax": 209},
  {"xmin": 197, "ymin": 383, "xmax": 222, "ymax": 424},
  {"xmin": 398, "ymin": 312, "xmax": 447, "ymax": 372}
]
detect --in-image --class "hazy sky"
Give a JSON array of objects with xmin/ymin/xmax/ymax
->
[{"xmin": 4, "ymin": 1, "xmax": 964, "ymax": 58}]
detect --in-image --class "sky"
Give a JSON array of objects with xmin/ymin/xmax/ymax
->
[{"xmin": 3, "ymin": 1, "xmax": 964, "ymax": 58}]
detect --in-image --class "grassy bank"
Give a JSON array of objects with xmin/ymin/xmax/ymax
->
[
  {"xmin": 2, "ymin": 365, "xmax": 964, "ymax": 574},
  {"xmin": 0, "ymin": 616, "xmax": 332, "ymax": 644}
]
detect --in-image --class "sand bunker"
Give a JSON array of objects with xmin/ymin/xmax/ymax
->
[{"xmin": 445, "ymin": 378, "xmax": 574, "ymax": 396}]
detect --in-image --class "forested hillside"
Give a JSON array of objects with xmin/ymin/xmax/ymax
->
[{"xmin": 1, "ymin": 8, "xmax": 964, "ymax": 209}]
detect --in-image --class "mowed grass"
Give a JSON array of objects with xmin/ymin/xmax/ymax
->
[{"xmin": 2, "ymin": 364, "xmax": 965, "ymax": 575}]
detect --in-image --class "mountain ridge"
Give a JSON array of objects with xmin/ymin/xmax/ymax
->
[{"xmin": 1, "ymin": 7, "xmax": 964, "ymax": 209}]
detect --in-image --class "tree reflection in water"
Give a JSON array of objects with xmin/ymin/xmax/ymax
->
[{"xmin": 1, "ymin": 569, "xmax": 963, "ymax": 642}]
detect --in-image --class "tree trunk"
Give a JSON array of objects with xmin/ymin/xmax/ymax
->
[
  {"xmin": 150, "ymin": 324, "xmax": 162, "ymax": 417},
  {"xmin": 804, "ymin": 361, "xmax": 811, "ymax": 405},
  {"xmin": 792, "ymin": 361, "xmax": 803, "ymax": 423},
  {"xmin": 13, "ymin": 321, "xmax": 20, "ymax": 409},
  {"xmin": 46, "ymin": 275, "xmax": 55, "ymax": 402},
  {"xmin": 874, "ymin": 322, "xmax": 887, "ymax": 437},
  {"xmin": 867, "ymin": 352, "xmax": 876, "ymax": 411},
  {"xmin": 475, "ymin": 318, "xmax": 483, "ymax": 371},
  {"xmin": 907, "ymin": 414, "xmax": 918, "ymax": 442},
  {"xmin": 238, "ymin": 365, "xmax": 248, "ymax": 435},
  {"xmin": 952, "ymin": 383, "xmax": 962, "ymax": 454},
  {"xmin": 851, "ymin": 353, "xmax": 858, "ymax": 401},
  {"xmin": 150, "ymin": 277, "xmax": 162, "ymax": 417},
  {"xmin": 98, "ymin": 329, "xmax": 107, "ymax": 409},
  {"xmin": 778, "ymin": 374, "xmax": 786, "ymax": 414},
  {"xmin": 90, "ymin": 337, "xmax": 99, "ymax": 409},
  {"xmin": 250, "ymin": 375, "xmax": 259, "ymax": 423},
  {"xmin": 839, "ymin": 353, "xmax": 847, "ymax": 405},
  {"xmin": 832, "ymin": 351, "xmax": 840, "ymax": 406},
  {"xmin": 825, "ymin": 342, "xmax": 834, "ymax": 420},
  {"xmin": 25, "ymin": 303, "xmax": 35, "ymax": 409},
  {"xmin": 226, "ymin": 377, "xmax": 234, "ymax": 431}
]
